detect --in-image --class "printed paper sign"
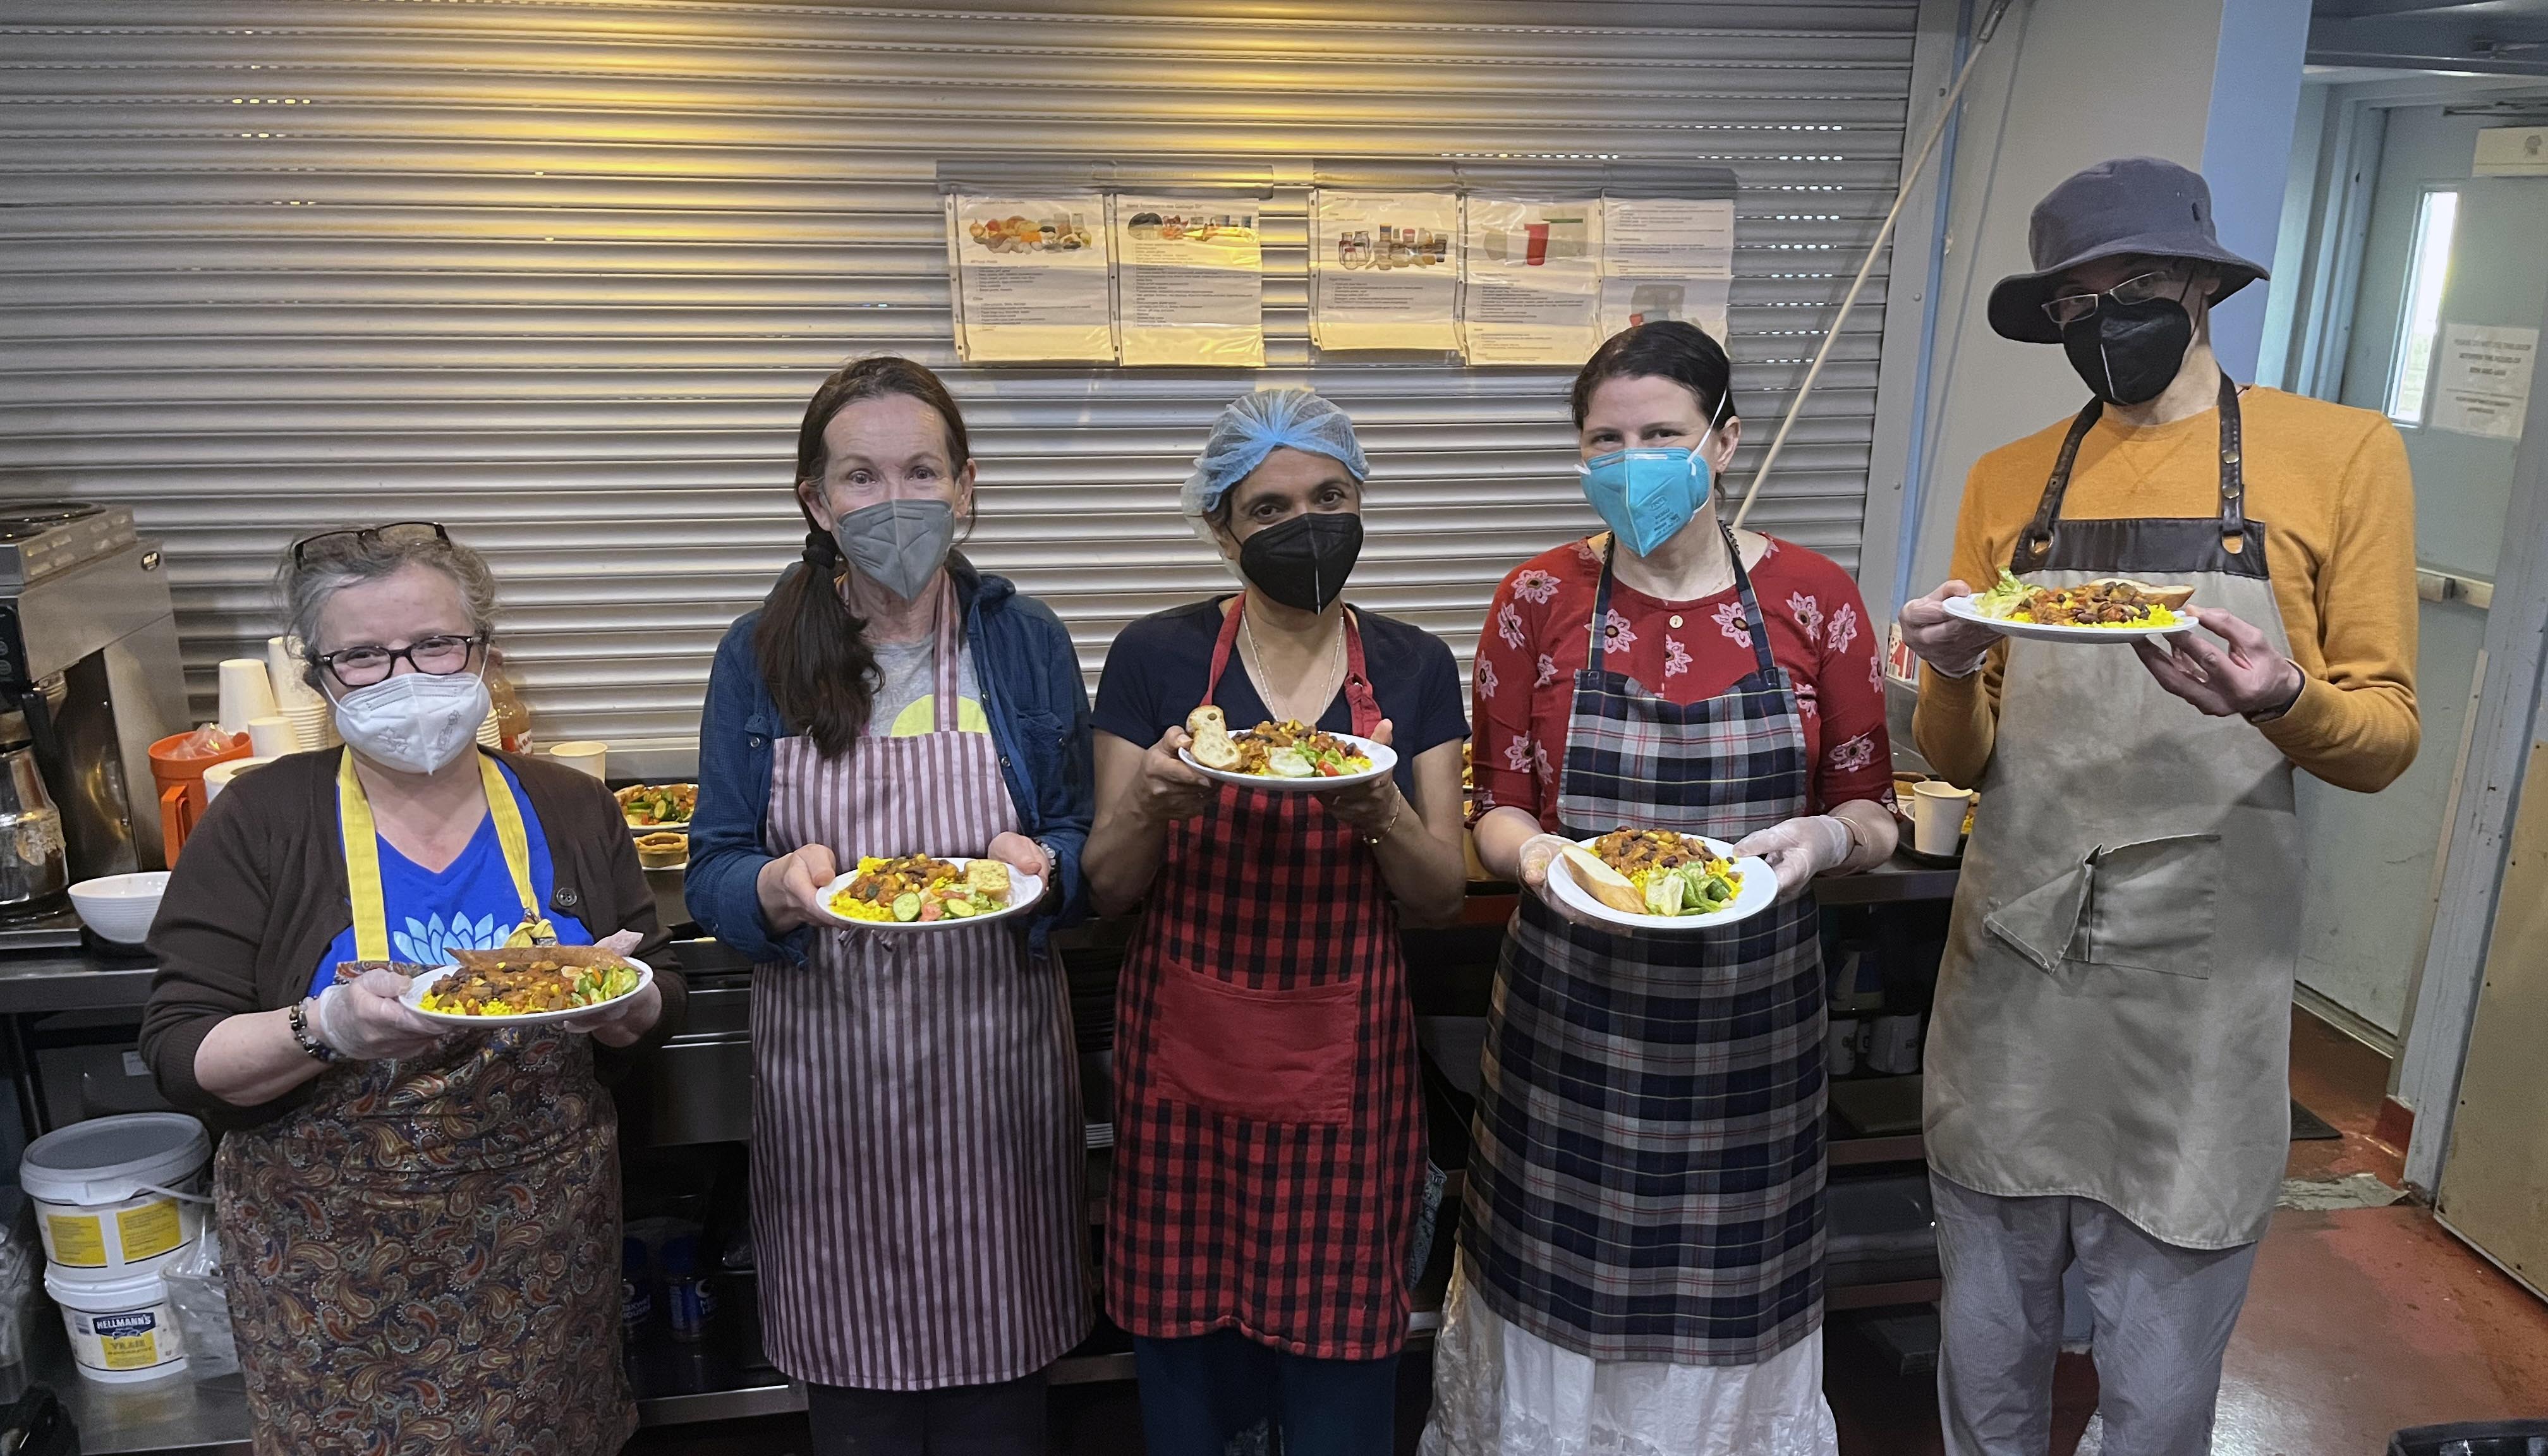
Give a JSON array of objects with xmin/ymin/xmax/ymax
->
[
  {"xmin": 1311, "ymin": 191, "xmax": 1460, "ymax": 352},
  {"xmin": 1599, "ymin": 197, "xmax": 1735, "ymax": 342},
  {"xmin": 2433, "ymin": 322, "xmax": 2537, "ymax": 440},
  {"xmin": 1459, "ymin": 197, "xmax": 1603, "ymax": 365},
  {"xmin": 1112, "ymin": 198, "xmax": 1265, "ymax": 368},
  {"xmin": 946, "ymin": 195, "xmax": 1114, "ymax": 363}
]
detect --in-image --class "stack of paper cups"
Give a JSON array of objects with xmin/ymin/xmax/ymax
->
[
  {"xmin": 245, "ymin": 717, "xmax": 297, "ymax": 758},
  {"xmin": 215, "ymin": 661, "xmax": 277, "ymax": 737},
  {"xmin": 265, "ymin": 637, "xmax": 314, "ymax": 710}
]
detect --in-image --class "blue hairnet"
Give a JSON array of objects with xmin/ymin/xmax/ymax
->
[{"xmin": 1180, "ymin": 389, "xmax": 1371, "ymax": 531}]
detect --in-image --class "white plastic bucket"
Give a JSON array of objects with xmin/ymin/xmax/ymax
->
[
  {"xmin": 45, "ymin": 1266, "xmax": 188, "ymax": 1383},
  {"xmin": 19, "ymin": 1112, "xmax": 211, "ymax": 1279}
]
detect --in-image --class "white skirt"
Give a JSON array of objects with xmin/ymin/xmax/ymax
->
[{"xmin": 1420, "ymin": 1267, "xmax": 1840, "ymax": 1456}]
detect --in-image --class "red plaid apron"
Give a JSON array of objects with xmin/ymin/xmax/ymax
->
[
  {"xmin": 1108, "ymin": 600, "xmax": 1424, "ymax": 1360},
  {"xmin": 752, "ymin": 581, "xmax": 1088, "ymax": 1390}
]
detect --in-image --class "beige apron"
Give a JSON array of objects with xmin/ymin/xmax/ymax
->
[{"xmin": 1925, "ymin": 377, "xmax": 2303, "ymax": 1251}]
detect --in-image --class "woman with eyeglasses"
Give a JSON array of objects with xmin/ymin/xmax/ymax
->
[
  {"xmin": 140, "ymin": 521, "xmax": 681, "ymax": 1455},
  {"xmin": 1081, "ymin": 389, "xmax": 1470, "ymax": 1455},
  {"xmin": 1423, "ymin": 322, "xmax": 1896, "ymax": 1456},
  {"xmin": 686, "ymin": 358, "xmax": 1093, "ymax": 1453}
]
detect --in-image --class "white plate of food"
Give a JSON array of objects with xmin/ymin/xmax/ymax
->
[
  {"xmin": 617, "ymin": 782, "xmax": 696, "ymax": 832},
  {"xmin": 816, "ymin": 854, "xmax": 1043, "ymax": 931},
  {"xmin": 1943, "ymin": 572, "xmax": 2200, "ymax": 643},
  {"xmin": 1176, "ymin": 708, "xmax": 1398, "ymax": 792},
  {"xmin": 1549, "ymin": 829, "xmax": 1779, "ymax": 933},
  {"xmin": 403, "ymin": 949, "xmax": 653, "ymax": 1028}
]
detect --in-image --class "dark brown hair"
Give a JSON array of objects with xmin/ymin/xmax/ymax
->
[
  {"xmin": 1569, "ymin": 320, "xmax": 1737, "ymax": 430},
  {"xmin": 755, "ymin": 356, "xmax": 973, "ymax": 757}
]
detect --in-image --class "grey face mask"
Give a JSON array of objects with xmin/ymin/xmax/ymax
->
[{"xmin": 832, "ymin": 498, "xmax": 957, "ymax": 602}]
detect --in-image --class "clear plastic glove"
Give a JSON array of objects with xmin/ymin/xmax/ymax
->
[
  {"xmin": 1732, "ymin": 815, "xmax": 1853, "ymax": 904},
  {"xmin": 559, "ymin": 930, "xmax": 662, "ymax": 1046},
  {"xmin": 308, "ymin": 968, "xmax": 446, "ymax": 1061}
]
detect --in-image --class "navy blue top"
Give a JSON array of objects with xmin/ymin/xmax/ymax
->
[
  {"xmin": 686, "ymin": 555, "xmax": 1095, "ymax": 962},
  {"xmin": 1093, "ymin": 598, "xmax": 1469, "ymax": 797},
  {"xmin": 312, "ymin": 758, "xmax": 593, "ymax": 993}
]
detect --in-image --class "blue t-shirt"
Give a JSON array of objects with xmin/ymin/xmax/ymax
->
[
  {"xmin": 312, "ymin": 758, "xmax": 593, "ymax": 995},
  {"xmin": 1093, "ymin": 598, "xmax": 1469, "ymax": 798}
]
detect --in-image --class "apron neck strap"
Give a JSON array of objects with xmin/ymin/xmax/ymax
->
[
  {"xmin": 1202, "ymin": 595, "xmax": 1380, "ymax": 736},
  {"xmin": 931, "ymin": 575, "xmax": 963, "ymax": 727},
  {"xmin": 337, "ymin": 747, "xmax": 555, "ymax": 961},
  {"xmin": 2015, "ymin": 372, "xmax": 2248, "ymax": 571},
  {"xmin": 1589, "ymin": 523, "xmax": 1779, "ymax": 682}
]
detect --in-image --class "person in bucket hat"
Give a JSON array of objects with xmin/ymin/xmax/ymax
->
[{"xmin": 1895, "ymin": 157, "xmax": 2420, "ymax": 1453}]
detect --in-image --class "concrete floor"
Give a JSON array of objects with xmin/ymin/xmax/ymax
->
[{"xmin": 629, "ymin": 1005, "xmax": 2548, "ymax": 1455}]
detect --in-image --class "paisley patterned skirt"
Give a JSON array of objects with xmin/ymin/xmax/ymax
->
[{"xmin": 214, "ymin": 1033, "xmax": 634, "ymax": 1456}]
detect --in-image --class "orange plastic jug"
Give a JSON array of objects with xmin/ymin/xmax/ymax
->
[{"xmin": 150, "ymin": 729, "xmax": 249, "ymax": 865}]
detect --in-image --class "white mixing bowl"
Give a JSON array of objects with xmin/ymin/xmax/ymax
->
[{"xmin": 68, "ymin": 872, "xmax": 169, "ymax": 945}]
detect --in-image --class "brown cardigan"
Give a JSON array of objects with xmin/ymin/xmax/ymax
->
[{"xmin": 140, "ymin": 748, "xmax": 686, "ymax": 1132}]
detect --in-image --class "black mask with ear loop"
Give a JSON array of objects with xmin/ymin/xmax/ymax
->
[
  {"xmin": 1238, "ymin": 513, "xmax": 1363, "ymax": 614},
  {"xmin": 2061, "ymin": 294, "xmax": 2195, "ymax": 406}
]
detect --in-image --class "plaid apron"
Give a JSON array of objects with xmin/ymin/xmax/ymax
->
[
  {"xmin": 1108, "ymin": 600, "xmax": 1425, "ymax": 1361},
  {"xmin": 751, "ymin": 581, "xmax": 1088, "ymax": 1390},
  {"xmin": 1461, "ymin": 525, "xmax": 1827, "ymax": 1366}
]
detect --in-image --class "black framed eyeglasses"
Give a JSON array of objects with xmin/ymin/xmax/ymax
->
[
  {"xmin": 310, "ymin": 633, "xmax": 485, "ymax": 689},
  {"xmin": 2041, "ymin": 269, "xmax": 2196, "ymax": 327},
  {"xmin": 289, "ymin": 520, "xmax": 449, "ymax": 566}
]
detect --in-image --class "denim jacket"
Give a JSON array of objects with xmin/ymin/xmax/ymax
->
[{"xmin": 685, "ymin": 554, "xmax": 1093, "ymax": 961}]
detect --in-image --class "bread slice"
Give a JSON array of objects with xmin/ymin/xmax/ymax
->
[
  {"xmin": 2099, "ymin": 578, "xmax": 2195, "ymax": 610},
  {"xmin": 1559, "ymin": 845, "xmax": 1647, "ymax": 916},
  {"xmin": 966, "ymin": 859, "xmax": 1011, "ymax": 903},
  {"xmin": 1186, "ymin": 706, "xmax": 1241, "ymax": 770}
]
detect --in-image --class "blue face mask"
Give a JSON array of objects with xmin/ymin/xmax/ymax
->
[{"xmin": 1577, "ymin": 441, "xmax": 1716, "ymax": 558}]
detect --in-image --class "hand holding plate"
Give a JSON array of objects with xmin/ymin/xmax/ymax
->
[
  {"xmin": 757, "ymin": 843, "xmax": 842, "ymax": 935},
  {"xmin": 1732, "ymin": 815, "xmax": 1852, "ymax": 904},
  {"xmin": 985, "ymin": 831, "xmax": 1053, "ymax": 880},
  {"xmin": 2132, "ymin": 606, "xmax": 2305, "ymax": 718},
  {"xmin": 1898, "ymin": 579, "xmax": 2001, "ymax": 675},
  {"xmin": 1313, "ymin": 719, "xmax": 1400, "ymax": 834},
  {"xmin": 310, "ymin": 968, "xmax": 445, "ymax": 1060},
  {"xmin": 1134, "ymin": 726, "xmax": 1217, "ymax": 825}
]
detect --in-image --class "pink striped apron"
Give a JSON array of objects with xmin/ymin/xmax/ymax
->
[{"xmin": 751, "ymin": 581, "xmax": 1088, "ymax": 1390}]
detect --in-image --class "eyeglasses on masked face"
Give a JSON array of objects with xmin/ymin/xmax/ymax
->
[{"xmin": 2041, "ymin": 269, "xmax": 2198, "ymax": 327}]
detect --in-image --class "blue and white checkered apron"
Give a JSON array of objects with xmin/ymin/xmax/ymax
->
[{"xmin": 1460, "ymin": 524, "xmax": 1827, "ymax": 1366}]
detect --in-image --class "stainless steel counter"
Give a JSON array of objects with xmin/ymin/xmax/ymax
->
[{"xmin": 0, "ymin": 947, "xmax": 157, "ymax": 1016}]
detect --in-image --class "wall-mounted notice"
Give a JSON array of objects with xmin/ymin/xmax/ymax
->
[
  {"xmin": 2433, "ymin": 322, "xmax": 2537, "ymax": 440},
  {"xmin": 1599, "ymin": 197, "xmax": 1735, "ymax": 343},
  {"xmin": 1459, "ymin": 197, "xmax": 1602, "ymax": 365},
  {"xmin": 947, "ymin": 195, "xmax": 1114, "ymax": 363},
  {"xmin": 1112, "ymin": 197, "xmax": 1265, "ymax": 368},
  {"xmin": 1311, "ymin": 191, "xmax": 1460, "ymax": 352}
]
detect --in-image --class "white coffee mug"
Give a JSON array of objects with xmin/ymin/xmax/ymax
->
[{"xmin": 547, "ymin": 741, "xmax": 607, "ymax": 780}]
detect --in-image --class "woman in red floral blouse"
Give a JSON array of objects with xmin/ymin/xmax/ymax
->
[{"xmin": 1426, "ymin": 322, "xmax": 1896, "ymax": 1456}]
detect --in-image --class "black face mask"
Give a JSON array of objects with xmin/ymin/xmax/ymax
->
[
  {"xmin": 2061, "ymin": 295, "xmax": 2193, "ymax": 406},
  {"xmin": 1237, "ymin": 511, "xmax": 1362, "ymax": 614}
]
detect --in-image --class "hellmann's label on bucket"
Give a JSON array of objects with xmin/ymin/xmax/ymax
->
[
  {"xmin": 116, "ymin": 1201, "xmax": 183, "ymax": 1262},
  {"xmin": 86, "ymin": 1310, "xmax": 164, "ymax": 1370},
  {"xmin": 45, "ymin": 1213, "xmax": 106, "ymax": 1268}
]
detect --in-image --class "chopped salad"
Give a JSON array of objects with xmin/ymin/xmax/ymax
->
[
  {"xmin": 828, "ymin": 854, "xmax": 1014, "ymax": 925},
  {"xmin": 419, "ymin": 956, "xmax": 643, "ymax": 1017},
  {"xmin": 1590, "ymin": 828, "xmax": 1745, "ymax": 918},
  {"xmin": 1972, "ymin": 570, "xmax": 2187, "ymax": 629},
  {"xmin": 1231, "ymin": 720, "xmax": 1375, "ymax": 779}
]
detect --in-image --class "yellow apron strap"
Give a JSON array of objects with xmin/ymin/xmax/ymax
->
[
  {"xmin": 476, "ymin": 753, "xmax": 557, "ymax": 947},
  {"xmin": 338, "ymin": 748, "xmax": 557, "ymax": 960},
  {"xmin": 336, "ymin": 749, "xmax": 392, "ymax": 962}
]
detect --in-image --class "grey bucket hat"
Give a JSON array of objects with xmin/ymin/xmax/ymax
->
[{"xmin": 1987, "ymin": 157, "xmax": 2269, "ymax": 344}]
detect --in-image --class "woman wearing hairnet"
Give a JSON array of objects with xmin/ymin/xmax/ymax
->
[
  {"xmin": 1083, "ymin": 388, "xmax": 1469, "ymax": 1453},
  {"xmin": 1424, "ymin": 322, "xmax": 1895, "ymax": 1455}
]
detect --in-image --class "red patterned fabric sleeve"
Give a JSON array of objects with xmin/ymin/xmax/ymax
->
[
  {"xmin": 1801, "ymin": 559, "xmax": 1895, "ymax": 813},
  {"xmin": 1469, "ymin": 569, "xmax": 1544, "ymax": 824}
]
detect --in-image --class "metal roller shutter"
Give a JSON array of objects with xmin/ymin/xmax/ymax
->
[{"xmin": 0, "ymin": 0, "xmax": 1919, "ymax": 770}]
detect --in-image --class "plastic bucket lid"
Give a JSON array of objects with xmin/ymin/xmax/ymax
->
[
  {"xmin": 20, "ymin": 1113, "xmax": 209, "ymax": 1208},
  {"xmin": 44, "ymin": 1265, "xmax": 169, "ymax": 1309}
]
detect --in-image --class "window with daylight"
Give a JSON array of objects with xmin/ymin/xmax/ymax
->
[{"xmin": 2386, "ymin": 189, "xmax": 2460, "ymax": 425}]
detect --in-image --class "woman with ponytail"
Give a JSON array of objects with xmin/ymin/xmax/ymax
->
[{"xmin": 687, "ymin": 358, "xmax": 1095, "ymax": 1453}]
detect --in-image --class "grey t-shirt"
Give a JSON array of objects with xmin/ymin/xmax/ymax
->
[{"xmin": 867, "ymin": 636, "xmax": 985, "ymax": 739}]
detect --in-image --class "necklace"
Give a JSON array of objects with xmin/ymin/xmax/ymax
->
[{"xmin": 1241, "ymin": 610, "xmax": 1345, "ymax": 726}]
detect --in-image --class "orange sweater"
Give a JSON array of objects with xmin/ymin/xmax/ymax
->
[{"xmin": 1913, "ymin": 386, "xmax": 2420, "ymax": 794}]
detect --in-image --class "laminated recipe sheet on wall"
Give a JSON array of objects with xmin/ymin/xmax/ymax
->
[
  {"xmin": 1309, "ymin": 190, "xmax": 1461, "ymax": 353},
  {"xmin": 1110, "ymin": 197, "xmax": 1266, "ymax": 368},
  {"xmin": 946, "ymin": 193, "xmax": 1116, "ymax": 363},
  {"xmin": 1459, "ymin": 197, "xmax": 1603, "ymax": 365},
  {"xmin": 1599, "ymin": 196, "xmax": 1734, "ymax": 344}
]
